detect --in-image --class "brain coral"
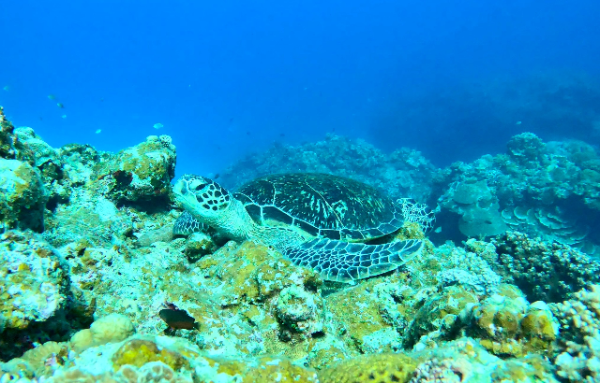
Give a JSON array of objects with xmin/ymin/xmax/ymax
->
[{"xmin": 70, "ymin": 313, "xmax": 135, "ymax": 353}]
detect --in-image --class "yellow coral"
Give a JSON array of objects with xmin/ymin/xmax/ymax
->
[
  {"xmin": 318, "ymin": 353, "xmax": 417, "ymax": 383},
  {"xmin": 112, "ymin": 339, "xmax": 189, "ymax": 371},
  {"xmin": 245, "ymin": 357, "xmax": 318, "ymax": 382},
  {"xmin": 116, "ymin": 361, "xmax": 192, "ymax": 383},
  {"xmin": 202, "ymin": 356, "xmax": 318, "ymax": 383}
]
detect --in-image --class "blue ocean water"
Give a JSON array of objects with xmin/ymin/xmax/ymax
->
[{"xmin": 1, "ymin": 0, "xmax": 599, "ymax": 174}]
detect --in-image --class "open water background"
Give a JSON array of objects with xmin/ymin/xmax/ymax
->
[{"xmin": 1, "ymin": 0, "xmax": 599, "ymax": 175}]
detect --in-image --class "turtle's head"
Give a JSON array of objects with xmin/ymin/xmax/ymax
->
[{"xmin": 173, "ymin": 174, "xmax": 231, "ymax": 222}]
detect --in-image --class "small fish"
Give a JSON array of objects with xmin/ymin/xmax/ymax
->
[
  {"xmin": 246, "ymin": 131, "xmax": 251, "ymax": 135},
  {"xmin": 2, "ymin": 85, "xmax": 9, "ymax": 91},
  {"xmin": 57, "ymin": 102, "xmax": 64, "ymax": 108},
  {"xmin": 153, "ymin": 123, "xmax": 164, "ymax": 129},
  {"xmin": 48, "ymin": 94, "xmax": 57, "ymax": 100},
  {"xmin": 159, "ymin": 308, "xmax": 198, "ymax": 330},
  {"xmin": 516, "ymin": 121, "xmax": 522, "ymax": 125},
  {"xmin": 61, "ymin": 114, "xmax": 67, "ymax": 119},
  {"xmin": 95, "ymin": 129, "xmax": 102, "ymax": 134}
]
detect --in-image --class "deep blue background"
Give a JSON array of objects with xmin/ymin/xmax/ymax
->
[{"xmin": 1, "ymin": 0, "xmax": 599, "ymax": 175}]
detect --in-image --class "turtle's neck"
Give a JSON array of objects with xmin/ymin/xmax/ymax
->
[
  {"xmin": 211, "ymin": 199, "xmax": 255, "ymax": 242},
  {"xmin": 215, "ymin": 199, "xmax": 309, "ymax": 250}
]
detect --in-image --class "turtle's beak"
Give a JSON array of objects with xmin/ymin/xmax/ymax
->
[
  {"xmin": 173, "ymin": 178, "xmax": 186, "ymax": 196},
  {"xmin": 173, "ymin": 178, "xmax": 193, "ymax": 209}
]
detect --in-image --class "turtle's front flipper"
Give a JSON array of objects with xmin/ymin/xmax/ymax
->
[
  {"xmin": 173, "ymin": 211, "xmax": 205, "ymax": 236},
  {"xmin": 283, "ymin": 238, "xmax": 423, "ymax": 283}
]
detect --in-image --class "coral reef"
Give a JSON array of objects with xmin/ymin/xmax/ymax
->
[
  {"xmin": 456, "ymin": 286, "xmax": 558, "ymax": 357},
  {"xmin": 0, "ymin": 230, "xmax": 69, "ymax": 361},
  {"xmin": 439, "ymin": 179, "xmax": 508, "ymax": 238},
  {"xmin": 13, "ymin": 127, "xmax": 64, "ymax": 184},
  {"xmin": 435, "ymin": 132, "xmax": 600, "ymax": 255},
  {"xmin": 219, "ymin": 130, "xmax": 600, "ymax": 257},
  {"xmin": 2, "ymin": 109, "xmax": 600, "ymax": 382}
]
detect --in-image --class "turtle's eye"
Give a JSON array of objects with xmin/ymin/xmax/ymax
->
[{"xmin": 193, "ymin": 181, "xmax": 231, "ymax": 212}]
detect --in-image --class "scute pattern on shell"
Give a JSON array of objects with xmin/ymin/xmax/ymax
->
[{"xmin": 234, "ymin": 173, "xmax": 404, "ymax": 241}]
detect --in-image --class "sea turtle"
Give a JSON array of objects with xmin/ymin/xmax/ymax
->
[{"xmin": 173, "ymin": 173, "xmax": 423, "ymax": 283}]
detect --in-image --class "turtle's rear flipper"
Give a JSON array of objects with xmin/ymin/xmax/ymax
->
[{"xmin": 283, "ymin": 238, "xmax": 423, "ymax": 283}]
